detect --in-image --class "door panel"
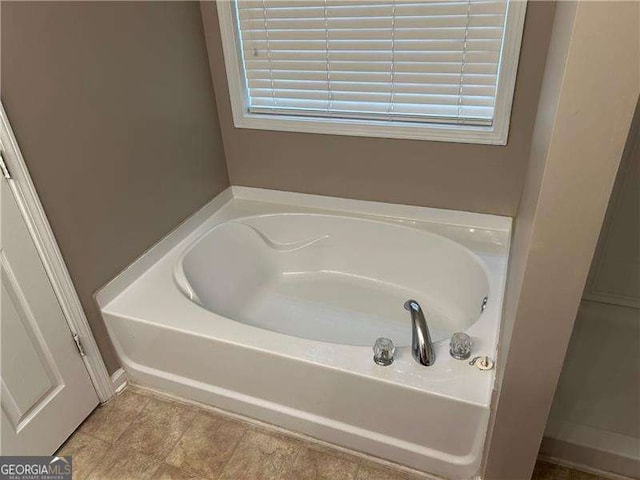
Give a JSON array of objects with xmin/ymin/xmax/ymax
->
[
  {"xmin": 2, "ymin": 255, "xmax": 62, "ymax": 429},
  {"xmin": 1, "ymin": 157, "xmax": 99, "ymax": 455}
]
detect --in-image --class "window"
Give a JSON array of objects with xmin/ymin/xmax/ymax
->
[{"xmin": 217, "ymin": 0, "xmax": 527, "ymax": 144}]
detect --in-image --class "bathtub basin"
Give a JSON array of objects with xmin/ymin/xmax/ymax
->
[
  {"xmin": 100, "ymin": 187, "xmax": 510, "ymax": 480},
  {"xmin": 176, "ymin": 215, "xmax": 489, "ymax": 348}
]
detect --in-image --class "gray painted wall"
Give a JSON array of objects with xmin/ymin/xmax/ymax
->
[
  {"xmin": 584, "ymin": 102, "xmax": 640, "ymax": 305},
  {"xmin": 1, "ymin": 1, "xmax": 230, "ymax": 374},
  {"xmin": 201, "ymin": 1, "xmax": 555, "ymax": 216}
]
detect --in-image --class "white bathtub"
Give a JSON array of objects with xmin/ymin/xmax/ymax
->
[{"xmin": 99, "ymin": 187, "xmax": 510, "ymax": 480}]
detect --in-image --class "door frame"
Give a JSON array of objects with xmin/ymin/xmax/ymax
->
[{"xmin": 0, "ymin": 102, "xmax": 114, "ymax": 403}]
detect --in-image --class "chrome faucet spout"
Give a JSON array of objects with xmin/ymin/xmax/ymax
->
[{"xmin": 404, "ymin": 299, "xmax": 435, "ymax": 366}]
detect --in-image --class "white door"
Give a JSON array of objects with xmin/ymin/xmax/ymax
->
[{"xmin": 1, "ymin": 146, "xmax": 99, "ymax": 455}]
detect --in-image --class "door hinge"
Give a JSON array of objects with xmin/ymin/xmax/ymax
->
[
  {"xmin": 0, "ymin": 151, "xmax": 11, "ymax": 180},
  {"xmin": 72, "ymin": 333, "xmax": 86, "ymax": 357}
]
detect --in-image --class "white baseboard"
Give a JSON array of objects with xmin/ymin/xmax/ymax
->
[
  {"xmin": 540, "ymin": 425, "xmax": 640, "ymax": 480},
  {"xmin": 110, "ymin": 368, "xmax": 128, "ymax": 396},
  {"xmin": 538, "ymin": 453, "xmax": 637, "ymax": 480}
]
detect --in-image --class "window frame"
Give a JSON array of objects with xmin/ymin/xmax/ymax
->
[{"xmin": 216, "ymin": 0, "xmax": 528, "ymax": 145}]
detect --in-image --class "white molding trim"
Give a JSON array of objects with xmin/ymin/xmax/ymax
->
[
  {"xmin": 582, "ymin": 292, "xmax": 639, "ymax": 310},
  {"xmin": 214, "ymin": 0, "xmax": 528, "ymax": 145},
  {"xmin": 540, "ymin": 416, "xmax": 640, "ymax": 480},
  {"xmin": 538, "ymin": 454, "xmax": 636, "ymax": 480},
  {"xmin": 0, "ymin": 103, "xmax": 115, "ymax": 403},
  {"xmin": 111, "ymin": 368, "xmax": 128, "ymax": 395}
]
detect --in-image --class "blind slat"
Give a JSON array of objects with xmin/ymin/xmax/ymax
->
[
  {"xmin": 250, "ymin": 88, "xmax": 496, "ymax": 104},
  {"xmin": 247, "ymin": 70, "xmax": 497, "ymax": 85},
  {"xmin": 240, "ymin": 27, "xmax": 504, "ymax": 40},
  {"xmin": 238, "ymin": 2, "xmax": 506, "ymax": 19},
  {"xmin": 239, "ymin": 15, "xmax": 505, "ymax": 29},
  {"xmin": 244, "ymin": 60, "xmax": 500, "ymax": 74},
  {"xmin": 248, "ymin": 79, "xmax": 497, "ymax": 96},
  {"xmin": 234, "ymin": 0, "xmax": 509, "ymax": 126},
  {"xmin": 242, "ymin": 39, "xmax": 503, "ymax": 52},
  {"xmin": 243, "ymin": 51, "xmax": 500, "ymax": 63}
]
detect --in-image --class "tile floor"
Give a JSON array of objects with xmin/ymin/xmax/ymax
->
[
  {"xmin": 531, "ymin": 461, "xmax": 610, "ymax": 480},
  {"xmin": 57, "ymin": 386, "xmax": 609, "ymax": 480}
]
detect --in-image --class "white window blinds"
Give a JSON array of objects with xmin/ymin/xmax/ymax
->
[{"xmin": 234, "ymin": 0, "xmax": 510, "ymax": 127}]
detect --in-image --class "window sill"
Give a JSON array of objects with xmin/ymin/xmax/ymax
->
[{"xmin": 231, "ymin": 111, "xmax": 510, "ymax": 145}]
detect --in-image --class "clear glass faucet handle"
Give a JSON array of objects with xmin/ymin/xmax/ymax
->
[
  {"xmin": 373, "ymin": 337, "xmax": 395, "ymax": 366},
  {"xmin": 450, "ymin": 332, "xmax": 473, "ymax": 360}
]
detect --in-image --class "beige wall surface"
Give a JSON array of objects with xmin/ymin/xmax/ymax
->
[
  {"xmin": 1, "ymin": 1, "xmax": 230, "ymax": 374},
  {"xmin": 538, "ymin": 102, "xmax": 640, "ymax": 477},
  {"xmin": 201, "ymin": 1, "xmax": 555, "ymax": 217},
  {"xmin": 485, "ymin": 1, "xmax": 640, "ymax": 478}
]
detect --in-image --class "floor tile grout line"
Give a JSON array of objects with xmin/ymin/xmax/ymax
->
[
  {"xmin": 124, "ymin": 398, "xmax": 203, "ymax": 466},
  {"xmin": 79, "ymin": 390, "xmax": 178, "ymax": 476},
  {"xmin": 210, "ymin": 417, "xmax": 254, "ymax": 480},
  {"xmin": 59, "ymin": 431, "xmax": 111, "ymax": 480},
  {"xmin": 162, "ymin": 410, "xmax": 204, "ymax": 477},
  {"xmin": 273, "ymin": 435, "xmax": 304, "ymax": 480},
  {"xmin": 163, "ymin": 410, "xmax": 246, "ymax": 480},
  {"xmin": 287, "ymin": 440, "xmax": 305, "ymax": 475},
  {"xmin": 83, "ymin": 391, "xmax": 153, "ymax": 447}
]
